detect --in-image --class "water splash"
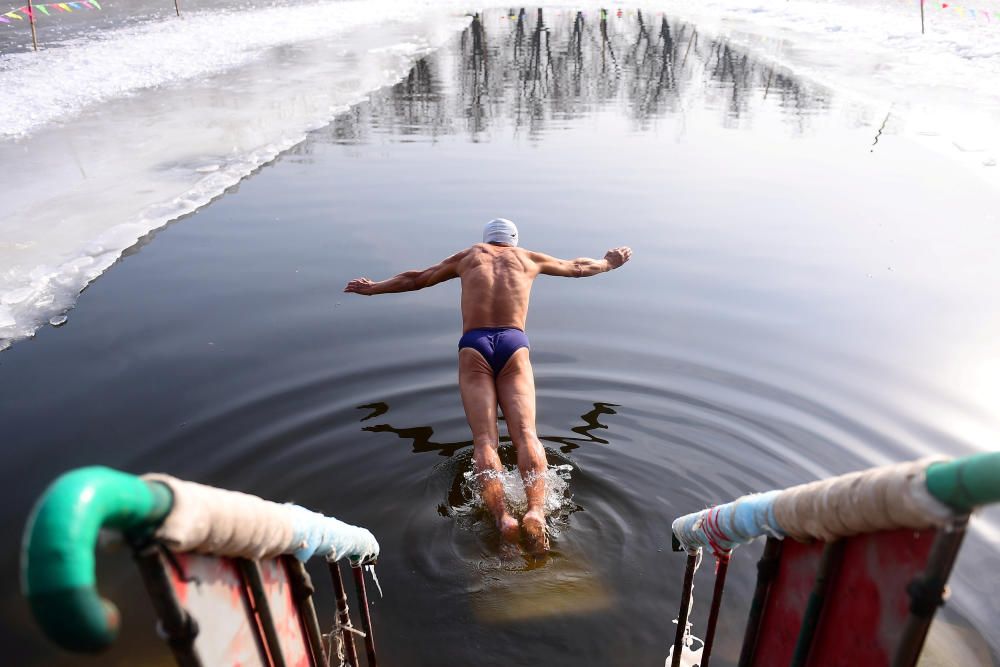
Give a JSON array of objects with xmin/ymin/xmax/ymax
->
[
  {"xmin": 460, "ymin": 463, "xmax": 574, "ymax": 518},
  {"xmin": 448, "ymin": 459, "xmax": 578, "ymax": 548}
]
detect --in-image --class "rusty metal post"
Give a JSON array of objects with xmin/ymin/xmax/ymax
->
[
  {"xmin": 351, "ymin": 563, "xmax": 377, "ymax": 667},
  {"xmin": 738, "ymin": 537, "xmax": 783, "ymax": 667},
  {"xmin": 26, "ymin": 0, "xmax": 38, "ymax": 50},
  {"xmin": 329, "ymin": 560, "xmax": 359, "ymax": 667},
  {"xmin": 130, "ymin": 542, "xmax": 203, "ymax": 667},
  {"xmin": 892, "ymin": 518, "xmax": 969, "ymax": 667},
  {"xmin": 701, "ymin": 551, "xmax": 732, "ymax": 667},
  {"xmin": 790, "ymin": 540, "xmax": 845, "ymax": 667},
  {"xmin": 670, "ymin": 550, "xmax": 700, "ymax": 667},
  {"xmin": 239, "ymin": 559, "xmax": 288, "ymax": 667},
  {"xmin": 284, "ymin": 557, "xmax": 327, "ymax": 666}
]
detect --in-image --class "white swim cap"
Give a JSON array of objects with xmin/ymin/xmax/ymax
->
[{"xmin": 483, "ymin": 218, "xmax": 518, "ymax": 246}]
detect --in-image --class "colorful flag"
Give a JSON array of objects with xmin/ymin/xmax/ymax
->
[{"xmin": 2, "ymin": 0, "xmax": 103, "ymax": 17}]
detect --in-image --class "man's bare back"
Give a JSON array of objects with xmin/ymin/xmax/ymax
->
[{"xmin": 345, "ymin": 220, "xmax": 631, "ymax": 555}]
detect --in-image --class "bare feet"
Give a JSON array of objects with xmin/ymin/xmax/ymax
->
[
  {"xmin": 521, "ymin": 509, "xmax": 550, "ymax": 555},
  {"xmin": 499, "ymin": 514, "xmax": 520, "ymax": 544}
]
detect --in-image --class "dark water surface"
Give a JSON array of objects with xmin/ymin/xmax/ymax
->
[{"xmin": 3, "ymin": 8, "xmax": 999, "ymax": 666}]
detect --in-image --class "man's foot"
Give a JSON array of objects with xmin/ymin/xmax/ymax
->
[
  {"xmin": 521, "ymin": 509, "xmax": 550, "ymax": 555},
  {"xmin": 499, "ymin": 514, "xmax": 520, "ymax": 544}
]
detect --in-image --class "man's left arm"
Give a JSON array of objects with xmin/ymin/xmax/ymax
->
[{"xmin": 344, "ymin": 250, "xmax": 465, "ymax": 295}]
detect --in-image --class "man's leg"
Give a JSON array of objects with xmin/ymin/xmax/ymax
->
[
  {"xmin": 458, "ymin": 348, "xmax": 520, "ymax": 544},
  {"xmin": 496, "ymin": 348, "xmax": 549, "ymax": 554}
]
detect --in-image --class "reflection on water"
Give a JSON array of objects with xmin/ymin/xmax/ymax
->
[
  {"xmin": 329, "ymin": 7, "xmax": 830, "ymax": 144},
  {"xmin": 2, "ymin": 6, "xmax": 999, "ymax": 667},
  {"xmin": 358, "ymin": 399, "xmax": 618, "ymax": 454}
]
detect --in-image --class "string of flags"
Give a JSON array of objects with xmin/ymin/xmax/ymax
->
[
  {"xmin": 935, "ymin": 1, "xmax": 1000, "ymax": 21},
  {"xmin": 920, "ymin": 0, "xmax": 1000, "ymax": 25},
  {"xmin": 1, "ymin": 0, "xmax": 101, "ymax": 23}
]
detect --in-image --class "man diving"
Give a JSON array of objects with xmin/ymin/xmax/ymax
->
[{"xmin": 344, "ymin": 219, "xmax": 632, "ymax": 554}]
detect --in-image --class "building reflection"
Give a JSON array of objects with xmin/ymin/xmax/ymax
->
[{"xmin": 325, "ymin": 7, "xmax": 830, "ymax": 144}]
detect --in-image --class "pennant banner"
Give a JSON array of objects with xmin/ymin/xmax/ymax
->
[
  {"xmin": 2, "ymin": 0, "xmax": 101, "ymax": 21},
  {"xmin": 916, "ymin": 0, "xmax": 1000, "ymax": 23},
  {"xmin": 938, "ymin": 2, "xmax": 1000, "ymax": 21}
]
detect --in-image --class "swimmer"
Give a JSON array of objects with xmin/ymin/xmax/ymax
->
[{"xmin": 345, "ymin": 219, "xmax": 632, "ymax": 554}]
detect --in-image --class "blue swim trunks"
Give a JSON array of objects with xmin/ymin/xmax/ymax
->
[{"xmin": 458, "ymin": 327, "xmax": 530, "ymax": 377}]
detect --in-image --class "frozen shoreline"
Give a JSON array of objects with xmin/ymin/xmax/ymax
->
[
  {"xmin": 1, "ymin": 0, "xmax": 998, "ymax": 352},
  {"xmin": 652, "ymin": 0, "xmax": 1000, "ymax": 188},
  {"xmin": 0, "ymin": 1, "xmax": 472, "ymax": 351}
]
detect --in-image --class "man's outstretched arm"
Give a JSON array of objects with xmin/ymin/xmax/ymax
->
[
  {"xmin": 531, "ymin": 246, "xmax": 632, "ymax": 277},
  {"xmin": 344, "ymin": 249, "xmax": 466, "ymax": 295}
]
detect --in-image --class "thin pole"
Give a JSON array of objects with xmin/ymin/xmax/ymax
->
[
  {"xmin": 173, "ymin": 0, "xmax": 180, "ymax": 17},
  {"xmin": 328, "ymin": 560, "xmax": 360, "ymax": 667},
  {"xmin": 681, "ymin": 30, "xmax": 696, "ymax": 68},
  {"xmin": 790, "ymin": 540, "xmax": 845, "ymax": 667},
  {"xmin": 763, "ymin": 68, "xmax": 774, "ymax": 100},
  {"xmin": 701, "ymin": 552, "xmax": 732, "ymax": 667},
  {"xmin": 352, "ymin": 563, "xmax": 378, "ymax": 667},
  {"xmin": 920, "ymin": 0, "xmax": 925, "ymax": 34},
  {"xmin": 670, "ymin": 550, "xmax": 700, "ymax": 667},
  {"xmin": 892, "ymin": 518, "xmax": 969, "ymax": 667},
  {"xmin": 284, "ymin": 557, "xmax": 327, "ymax": 666},
  {"xmin": 738, "ymin": 537, "xmax": 783, "ymax": 667},
  {"xmin": 129, "ymin": 542, "xmax": 203, "ymax": 667},
  {"xmin": 27, "ymin": 0, "xmax": 38, "ymax": 51},
  {"xmin": 240, "ymin": 559, "xmax": 288, "ymax": 667}
]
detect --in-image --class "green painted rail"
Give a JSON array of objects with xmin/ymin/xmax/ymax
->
[
  {"xmin": 21, "ymin": 466, "xmax": 172, "ymax": 652},
  {"xmin": 926, "ymin": 452, "xmax": 1000, "ymax": 512}
]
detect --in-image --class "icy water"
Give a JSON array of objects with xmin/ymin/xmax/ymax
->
[{"xmin": 3, "ymin": 7, "xmax": 1000, "ymax": 666}]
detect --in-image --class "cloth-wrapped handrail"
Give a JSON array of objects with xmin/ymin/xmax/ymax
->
[
  {"xmin": 670, "ymin": 454, "xmax": 1000, "ymax": 554},
  {"xmin": 22, "ymin": 466, "xmax": 379, "ymax": 654},
  {"xmin": 672, "ymin": 490, "xmax": 784, "ymax": 554},
  {"xmin": 21, "ymin": 467, "xmax": 173, "ymax": 652},
  {"xmin": 143, "ymin": 474, "xmax": 379, "ymax": 564}
]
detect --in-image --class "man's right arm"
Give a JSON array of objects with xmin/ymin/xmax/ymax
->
[
  {"xmin": 531, "ymin": 247, "xmax": 632, "ymax": 277},
  {"xmin": 344, "ymin": 249, "xmax": 467, "ymax": 295}
]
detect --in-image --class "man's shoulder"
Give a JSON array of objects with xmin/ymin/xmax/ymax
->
[
  {"xmin": 449, "ymin": 245, "xmax": 482, "ymax": 272},
  {"xmin": 458, "ymin": 244, "xmax": 537, "ymax": 259}
]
